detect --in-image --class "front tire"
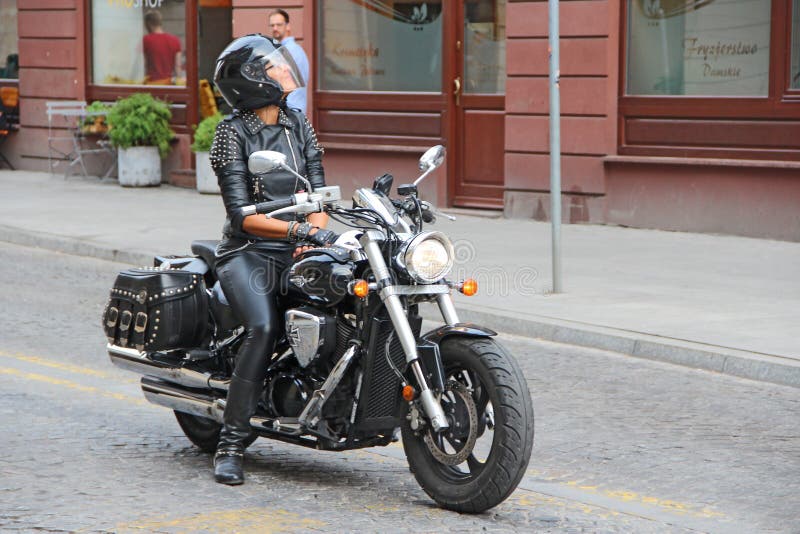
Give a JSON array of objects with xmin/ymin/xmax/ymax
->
[
  {"xmin": 401, "ymin": 337, "xmax": 534, "ymax": 513},
  {"xmin": 174, "ymin": 411, "xmax": 257, "ymax": 454}
]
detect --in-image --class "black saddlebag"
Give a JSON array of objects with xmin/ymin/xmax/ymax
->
[{"xmin": 102, "ymin": 267, "xmax": 208, "ymax": 351}]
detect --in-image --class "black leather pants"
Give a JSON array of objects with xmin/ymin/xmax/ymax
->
[{"xmin": 214, "ymin": 244, "xmax": 293, "ymax": 452}]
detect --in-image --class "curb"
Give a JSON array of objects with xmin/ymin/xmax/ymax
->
[
  {"xmin": 3, "ymin": 225, "xmax": 798, "ymax": 389},
  {"xmin": 0, "ymin": 225, "xmax": 153, "ymax": 266},
  {"xmin": 423, "ymin": 303, "xmax": 800, "ymax": 389}
]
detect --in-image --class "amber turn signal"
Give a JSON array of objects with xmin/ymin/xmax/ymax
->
[
  {"xmin": 352, "ymin": 279, "xmax": 369, "ymax": 298},
  {"xmin": 402, "ymin": 385, "xmax": 416, "ymax": 401},
  {"xmin": 459, "ymin": 278, "xmax": 478, "ymax": 296}
]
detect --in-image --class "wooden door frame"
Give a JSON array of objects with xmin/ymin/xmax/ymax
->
[
  {"xmin": 446, "ymin": 0, "xmax": 506, "ymax": 208},
  {"xmin": 443, "ymin": 0, "xmax": 459, "ymax": 208}
]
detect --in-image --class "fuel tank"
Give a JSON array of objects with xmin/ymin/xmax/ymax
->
[{"xmin": 287, "ymin": 247, "xmax": 354, "ymax": 307}]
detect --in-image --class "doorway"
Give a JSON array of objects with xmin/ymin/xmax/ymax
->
[{"xmin": 448, "ymin": 0, "xmax": 506, "ymax": 208}]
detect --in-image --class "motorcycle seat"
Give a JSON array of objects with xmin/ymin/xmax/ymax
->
[{"xmin": 191, "ymin": 240, "xmax": 220, "ymax": 271}]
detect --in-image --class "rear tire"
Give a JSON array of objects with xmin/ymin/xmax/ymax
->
[
  {"xmin": 174, "ymin": 411, "xmax": 257, "ymax": 454},
  {"xmin": 402, "ymin": 336, "xmax": 534, "ymax": 513}
]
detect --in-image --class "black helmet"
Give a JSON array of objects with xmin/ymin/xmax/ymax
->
[{"xmin": 214, "ymin": 34, "xmax": 305, "ymax": 110}]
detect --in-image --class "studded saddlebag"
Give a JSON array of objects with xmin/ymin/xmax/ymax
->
[{"xmin": 102, "ymin": 268, "xmax": 208, "ymax": 351}]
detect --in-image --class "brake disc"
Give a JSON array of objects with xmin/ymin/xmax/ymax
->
[{"xmin": 423, "ymin": 381, "xmax": 479, "ymax": 466}]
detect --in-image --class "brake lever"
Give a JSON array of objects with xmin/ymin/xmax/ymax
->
[
  {"xmin": 420, "ymin": 200, "xmax": 456, "ymax": 221},
  {"xmin": 266, "ymin": 201, "xmax": 323, "ymax": 219}
]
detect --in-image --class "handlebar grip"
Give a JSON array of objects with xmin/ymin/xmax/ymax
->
[{"xmin": 254, "ymin": 197, "xmax": 295, "ymax": 215}]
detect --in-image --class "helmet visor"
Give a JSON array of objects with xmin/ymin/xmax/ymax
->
[{"xmin": 243, "ymin": 46, "xmax": 305, "ymax": 93}]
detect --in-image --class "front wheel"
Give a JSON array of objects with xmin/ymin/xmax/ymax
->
[{"xmin": 401, "ymin": 337, "xmax": 534, "ymax": 513}]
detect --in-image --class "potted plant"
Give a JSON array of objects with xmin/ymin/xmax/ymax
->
[
  {"xmin": 190, "ymin": 112, "xmax": 222, "ymax": 194},
  {"xmin": 107, "ymin": 93, "xmax": 173, "ymax": 187}
]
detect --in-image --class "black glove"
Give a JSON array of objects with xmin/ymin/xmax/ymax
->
[{"xmin": 308, "ymin": 228, "xmax": 339, "ymax": 247}]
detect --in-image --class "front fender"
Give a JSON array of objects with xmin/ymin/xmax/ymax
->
[
  {"xmin": 416, "ymin": 324, "xmax": 497, "ymax": 392},
  {"xmin": 421, "ymin": 323, "xmax": 497, "ymax": 346}
]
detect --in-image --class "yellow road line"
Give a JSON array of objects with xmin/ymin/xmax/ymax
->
[
  {"xmin": 519, "ymin": 467, "xmax": 724, "ymax": 520},
  {"xmin": 0, "ymin": 366, "xmax": 147, "ymax": 406},
  {"xmin": 112, "ymin": 508, "xmax": 326, "ymax": 533},
  {"xmin": 0, "ymin": 350, "xmax": 109, "ymax": 377},
  {"xmin": 0, "ymin": 349, "xmax": 139, "ymax": 383}
]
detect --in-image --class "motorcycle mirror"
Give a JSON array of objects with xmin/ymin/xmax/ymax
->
[
  {"xmin": 248, "ymin": 150, "xmax": 288, "ymax": 175},
  {"xmin": 418, "ymin": 145, "xmax": 446, "ymax": 172}
]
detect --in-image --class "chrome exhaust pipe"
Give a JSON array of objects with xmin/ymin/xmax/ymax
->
[
  {"xmin": 140, "ymin": 378, "xmax": 288, "ymax": 433},
  {"xmin": 108, "ymin": 344, "xmax": 229, "ymax": 391},
  {"xmin": 142, "ymin": 378, "xmax": 224, "ymax": 421}
]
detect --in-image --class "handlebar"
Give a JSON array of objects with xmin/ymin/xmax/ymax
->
[
  {"xmin": 239, "ymin": 192, "xmax": 309, "ymax": 218},
  {"xmin": 254, "ymin": 197, "xmax": 296, "ymax": 215},
  {"xmin": 239, "ymin": 187, "xmax": 342, "ymax": 220}
]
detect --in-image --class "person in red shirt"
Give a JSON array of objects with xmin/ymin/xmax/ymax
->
[{"xmin": 143, "ymin": 10, "xmax": 183, "ymax": 85}]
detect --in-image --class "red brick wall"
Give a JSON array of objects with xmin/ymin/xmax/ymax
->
[
  {"xmin": 14, "ymin": 0, "xmax": 86, "ymax": 168},
  {"xmin": 504, "ymin": 0, "xmax": 618, "ymax": 197}
]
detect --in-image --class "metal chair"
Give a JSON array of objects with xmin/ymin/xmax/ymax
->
[{"xmin": 46, "ymin": 101, "xmax": 116, "ymax": 179}]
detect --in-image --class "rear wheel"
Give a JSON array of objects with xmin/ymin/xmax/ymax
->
[
  {"xmin": 174, "ymin": 411, "xmax": 257, "ymax": 454},
  {"xmin": 401, "ymin": 337, "xmax": 534, "ymax": 513}
]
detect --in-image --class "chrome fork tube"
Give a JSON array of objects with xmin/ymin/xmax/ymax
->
[
  {"xmin": 437, "ymin": 294, "xmax": 460, "ymax": 326},
  {"xmin": 360, "ymin": 231, "xmax": 449, "ymax": 432}
]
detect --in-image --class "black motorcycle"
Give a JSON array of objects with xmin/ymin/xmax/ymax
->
[{"xmin": 102, "ymin": 145, "xmax": 534, "ymax": 513}]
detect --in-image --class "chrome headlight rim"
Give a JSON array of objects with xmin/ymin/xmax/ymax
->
[{"xmin": 402, "ymin": 231, "xmax": 455, "ymax": 284}]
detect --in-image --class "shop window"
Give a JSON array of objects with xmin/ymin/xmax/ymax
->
[
  {"xmin": 318, "ymin": 0, "xmax": 443, "ymax": 92},
  {"xmin": 626, "ymin": 0, "xmax": 771, "ymax": 96},
  {"xmin": 0, "ymin": 0, "xmax": 18, "ymax": 80},
  {"xmin": 91, "ymin": 0, "xmax": 186, "ymax": 86}
]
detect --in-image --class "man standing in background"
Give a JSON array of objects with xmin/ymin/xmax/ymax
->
[
  {"xmin": 269, "ymin": 9, "xmax": 309, "ymax": 114},
  {"xmin": 143, "ymin": 10, "xmax": 183, "ymax": 85}
]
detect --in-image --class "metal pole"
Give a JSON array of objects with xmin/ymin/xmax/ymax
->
[{"xmin": 548, "ymin": 0, "xmax": 563, "ymax": 293}]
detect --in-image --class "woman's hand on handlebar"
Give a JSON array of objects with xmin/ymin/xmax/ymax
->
[{"xmin": 293, "ymin": 245, "xmax": 313, "ymax": 258}]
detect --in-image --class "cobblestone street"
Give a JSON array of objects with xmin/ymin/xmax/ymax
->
[{"xmin": 1, "ymin": 243, "xmax": 798, "ymax": 533}]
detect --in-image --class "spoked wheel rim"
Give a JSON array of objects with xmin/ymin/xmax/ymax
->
[{"xmin": 422, "ymin": 367, "xmax": 497, "ymax": 483}]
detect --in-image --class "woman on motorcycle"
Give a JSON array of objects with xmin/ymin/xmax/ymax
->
[{"xmin": 209, "ymin": 34, "xmax": 338, "ymax": 485}]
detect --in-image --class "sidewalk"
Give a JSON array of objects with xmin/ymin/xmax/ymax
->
[{"xmin": 2, "ymin": 170, "xmax": 799, "ymax": 388}]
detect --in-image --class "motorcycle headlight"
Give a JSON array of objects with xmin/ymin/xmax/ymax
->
[{"xmin": 403, "ymin": 232, "xmax": 454, "ymax": 283}]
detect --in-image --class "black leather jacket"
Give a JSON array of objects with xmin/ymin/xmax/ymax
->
[{"xmin": 210, "ymin": 107, "xmax": 325, "ymax": 253}]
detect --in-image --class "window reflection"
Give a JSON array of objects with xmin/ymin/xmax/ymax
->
[
  {"xmin": 319, "ymin": 0, "xmax": 443, "ymax": 92},
  {"xmin": 464, "ymin": 0, "xmax": 506, "ymax": 94},
  {"xmin": 627, "ymin": 0, "xmax": 770, "ymax": 96},
  {"xmin": 92, "ymin": 0, "xmax": 186, "ymax": 86}
]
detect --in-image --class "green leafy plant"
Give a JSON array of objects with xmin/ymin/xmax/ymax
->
[
  {"xmin": 80, "ymin": 101, "xmax": 113, "ymax": 133},
  {"xmin": 107, "ymin": 93, "xmax": 174, "ymax": 158},
  {"xmin": 190, "ymin": 112, "xmax": 223, "ymax": 153}
]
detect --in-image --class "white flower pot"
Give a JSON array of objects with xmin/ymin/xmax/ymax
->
[
  {"xmin": 195, "ymin": 152, "xmax": 219, "ymax": 194},
  {"xmin": 118, "ymin": 146, "xmax": 161, "ymax": 187}
]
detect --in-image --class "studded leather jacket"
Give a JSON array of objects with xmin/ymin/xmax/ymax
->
[{"xmin": 210, "ymin": 107, "xmax": 325, "ymax": 253}]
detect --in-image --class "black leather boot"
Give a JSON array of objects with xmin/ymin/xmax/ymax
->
[{"xmin": 214, "ymin": 374, "xmax": 261, "ymax": 485}]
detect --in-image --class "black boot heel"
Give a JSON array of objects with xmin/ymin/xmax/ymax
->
[{"xmin": 214, "ymin": 450, "xmax": 244, "ymax": 485}]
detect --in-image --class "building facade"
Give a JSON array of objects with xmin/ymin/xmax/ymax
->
[{"xmin": 2, "ymin": 1, "xmax": 799, "ymax": 241}]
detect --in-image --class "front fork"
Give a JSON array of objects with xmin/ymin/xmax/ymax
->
[{"xmin": 360, "ymin": 231, "xmax": 453, "ymax": 432}]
